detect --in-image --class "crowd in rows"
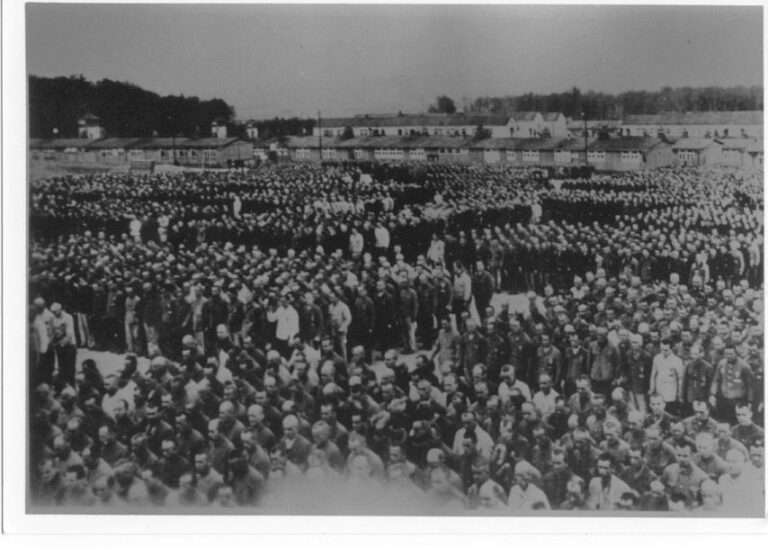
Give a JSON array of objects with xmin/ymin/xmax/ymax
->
[{"xmin": 29, "ymin": 161, "xmax": 764, "ymax": 513}]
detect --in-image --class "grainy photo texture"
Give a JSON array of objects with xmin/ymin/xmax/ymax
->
[{"xmin": 26, "ymin": 4, "xmax": 765, "ymax": 516}]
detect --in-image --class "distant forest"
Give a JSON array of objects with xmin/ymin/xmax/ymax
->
[
  {"xmin": 29, "ymin": 75, "xmax": 763, "ymax": 139},
  {"xmin": 466, "ymin": 85, "xmax": 764, "ymax": 119},
  {"xmin": 29, "ymin": 75, "xmax": 235, "ymax": 139}
]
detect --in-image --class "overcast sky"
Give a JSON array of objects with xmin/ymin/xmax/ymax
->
[{"xmin": 27, "ymin": 4, "xmax": 763, "ymax": 119}]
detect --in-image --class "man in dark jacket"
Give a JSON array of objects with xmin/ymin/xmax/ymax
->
[
  {"xmin": 372, "ymin": 280, "xmax": 398, "ymax": 354},
  {"xmin": 416, "ymin": 273, "xmax": 438, "ymax": 350},
  {"xmin": 397, "ymin": 280, "xmax": 418, "ymax": 354},
  {"xmin": 472, "ymin": 261, "xmax": 495, "ymax": 324},
  {"xmin": 349, "ymin": 285, "xmax": 375, "ymax": 359}
]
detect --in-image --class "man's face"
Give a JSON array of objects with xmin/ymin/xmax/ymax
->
[
  {"xmin": 312, "ymin": 425, "xmax": 330, "ymax": 445},
  {"xmin": 39, "ymin": 461, "xmax": 57, "ymax": 483},
  {"xmin": 146, "ymin": 406, "xmax": 160, "ymax": 423},
  {"xmin": 726, "ymin": 451, "xmax": 745, "ymax": 476},
  {"xmin": 696, "ymin": 439, "xmax": 713, "ymax": 458},
  {"xmin": 389, "ymin": 446, "xmax": 404, "ymax": 464},
  {"xmin": 670, "ymin": 424, "xmax": 684, "ymax": 439},
  {"xmin": 690, "ymin": 345, "xmax": 702, "ymax": 360},
  {"xmin": 240, "ymin": 431, "xmax": 256, "ymax": 450},
  {"xmin": 736, "ymin": 407, "xmax": 753, "ymax": 426},
  {"xmin": 318, "ymin": 363, "xmax": 335, "ymax": 384},
  {"xmin": 716, "ymin": 425, "xmax": 730, "ymax": 441},
  {"xmin": 443, "ymin": 376, "xmax": 457, "ymax": 394},
  {"xmin": 175, "ymin": 415, "xmax": 190, "ymax": 433},
  {"xmin": 515, "ymin": 472, "xmax": 530, "ymax": 489},
  {"xmin": 521, "ymin": 404, "xmax": 536, "ymax": 422},
  {"xmin": 63, "ymin": 471, "xmax": 81, "ymax": 490},
  {"xmin": 283, "ymin": 421, "xmax": 297, "ymax": 440},
  {"xmin": 597, "ymin": 460, "xmax": 612, "ymax": 478},
  {"xmin": 194, "ymin": 454, "xmax": 209, "ymax": 474},
  {"xmin": 472, "ymin": 464, "xmax": 489, "ymax": 485},
  {"xmin": 179, "ymin": 474, "xmax": 195, "ymax": 494},
  {"xmin": 418, "ymin": 382, "xmax": 432, "ymax": 400},
  {"xmin": 104, "ymin": 376, "xmax": 118, "ymax": 395},
  {"xmin": 750, "ymin": 447, "xmax": 764, "ymax": 469},
  {"xmin": 321, "ymin": 340, "xmax": 333, "ymax": 354},
  {"xmin": 646, "ymin": 430, "xmax": 661, "ymax": 448},
  {"xmin": 161, "ymin": 394, "xmax": 173, "ymax": 409},
  {"xmin": 247, "ymin": 407, "xmax": 263, "ymax": 427},
  {"xmin": 650, "ymin": 398, "xmax": 665, "ymax": 415},
  {"xmin": 676, "ymin": 447, "xmax": 692, "ymax": 466},
  {"xmin": 161, "ymin": 441, "xmax": 176, "ymax": 459},
  {"xmin": 724, "ymin": 348, "xmax": 737, "ymax": 364},
  {"xmin": 660, "ymin": 343, "xmax": 671, "ymax": 357},
  {"xmin": 629, "ymin": 450, "xmax": 643, "ymax": 469},
  {"xmin": 216, "ymin": 486, "xmax": 234, "ymax": 506},
  {"xmin": 576, "ymin": 381, "xmax": 589, "ymax": 396},
  {"xmin": 265, "ymin": 379, "xmax": 278, "ymax": 397},
  {"xmin": 82, "ymin": 447, "xmax": 97, "ymax": 469},
  {"xmin": 208, "ymin": 424, "xmax": 220, "ymax": 442},
  {"xmin": 539, "ymin": 377, "xmax": 552, "ymax": 393},
  {"xmin": 461, "ymin": 438, "xmax": 475, "ymax": 454},
  {"xmin": 53, "ymin": 438, "xmax": 69, "ymax": 459},
  {"xmin": 694, "ymin": 403, "xmax": 709, "ymax": 421},
  {"xmin": 320, "ymin": 405, "xmax": 334, "ymax": 423}
]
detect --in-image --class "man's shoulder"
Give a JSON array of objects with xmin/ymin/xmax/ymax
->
[
  {"xmin": 691, "ymin": 464, "xmax": 709, "ymax": 480},
  {"xmin": 587, "ymin": 476, "xmax": 602, "ymax": 489},
  {"xmin": 612, "ymin": 475, "xmax": 633, "ymax": 491}
]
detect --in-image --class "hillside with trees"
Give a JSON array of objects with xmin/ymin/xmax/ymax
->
[{"xmin": 29, "ymin": 75, "xmax": 235, "ymax": 138}]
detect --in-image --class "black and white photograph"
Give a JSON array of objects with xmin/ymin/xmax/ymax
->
[{"xmin": 9, "ymin": 1, "xmax": 767, "ymax": 522}]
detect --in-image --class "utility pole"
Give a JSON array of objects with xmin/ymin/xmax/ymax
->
[
  {"xmin": 582, "ymin": 111, "xmax": 588, "ymax": 167},
  {"xmin": 318, "ymin": 110, "xmax": 322, "ymax": 163}
]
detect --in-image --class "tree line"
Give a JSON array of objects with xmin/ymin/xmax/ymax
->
[
  {"xmin": 29, "ymin": 75, "xmax": 763, "ymax": 141},
  {"xmin": 29, "ymin": 75, "xmax": 235, "ymax": 139},
  {"xmin": 464, "ymin": 85, "xmax": 763, "ymax": 119}
]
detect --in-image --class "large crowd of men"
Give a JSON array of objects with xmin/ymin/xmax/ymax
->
[{"xmin": 28, "ymin": 161, "xmax": 764, "ymax": 514}]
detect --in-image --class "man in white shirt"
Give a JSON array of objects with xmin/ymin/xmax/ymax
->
[
  {"xmin": 374, "ymin": 222, "xmax": 390, "ymax": 259},
  {"xmin": 498, "ymin": 365, "xmax": 532, "ymax": 404},
  {"xmin": 31, "ymin": 297, "xmax": 56, "ymax": 386},
  {"xmin": 129, "ymin": 215, "xmax": 142, "ymax": 243},
  {"xmin": 650, "ymin": 339, "xmax": 685, "ymax": 416},
  {"xmin": 452, "ymin": 262, "xmax": 472, "ymax": 319},
  {"xmin": 349, "ymin": 228, "xmax": 364, "ymax": 258},
  {"xmin": 51, "ymin": 302, "xmax": 77, "ymax": 390},
  {"xmin": 266, "ymin": 295, "xmax": 299, "ymax": 357},
  {"xmin": 101, "ymin": 374, "xmax": 136, "ymax": 418},
  {"xmin": 507, "ymin": 461, "xmax": 551, "ymax": 511},
  {"xmin": 452, "ymin": 411, "xmax": 494, "ymax": 459},
  {"xmin": 718, "ymin": 448, "xmax": 763, "ymax": 516},
  {"xmin": 533, "ymin": 373, "xmax": 560, "ymax": 419},
  {"xmin": 588, "ymin": 453, "xmax": 635, "ymax": 510},
  {"xmin": 328, "ymin": 292, "xmax": 352, "ymax": 362}
]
